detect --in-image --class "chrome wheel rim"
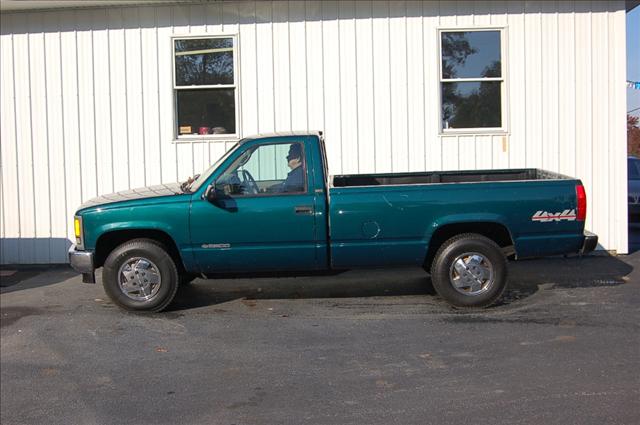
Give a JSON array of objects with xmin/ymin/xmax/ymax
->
[
  {"xmin": 117, "ymin": 257, "xmax": 162, "ymax": 301},
  {"xmin": 449, "ymin": 252, "xmax": 494, "ymax": 296}
]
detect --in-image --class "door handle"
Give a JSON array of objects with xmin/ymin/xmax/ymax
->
[{"xmin": 294, "ymin": 205, "xmax": 314, "ymax": 215}]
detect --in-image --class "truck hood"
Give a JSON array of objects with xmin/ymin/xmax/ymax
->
[{"xmin": 78, "ymin": 182, "xmax": 185, "ymax": 211}]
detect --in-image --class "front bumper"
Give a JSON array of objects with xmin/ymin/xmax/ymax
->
[
  {"xmin": 68, "ymin": 244, "xmax": 96, "ymax": 283},
  {"xmin": 580, "ymin": 231, "xmax": 598, "ymax": 255}
]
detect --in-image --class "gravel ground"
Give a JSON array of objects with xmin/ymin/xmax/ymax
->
[{"xmin": 1, "ymin": 253, "xmax": 639, "ymax": 425}]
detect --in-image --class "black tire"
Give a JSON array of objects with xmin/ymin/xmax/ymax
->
[
  {"xmin": 430, "ymin": 233, "xmax": 507, "ymax": 308},
  {"xmin": 102, "ymin": 238, "xmax": 179, "ymax": 312}
]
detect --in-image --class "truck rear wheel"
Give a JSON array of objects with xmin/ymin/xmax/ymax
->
[
  {"xmin": 430, "ymin": 233, "xmax": 507, "ymax": 308},
  {"xmin": 102, "ymin": 239, "xmax": 179, "ymax": 312}
]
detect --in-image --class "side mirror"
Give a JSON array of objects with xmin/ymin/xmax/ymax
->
[{"xmin": 204, "ymin": 184, "xmax": 217, "ymax": 203}]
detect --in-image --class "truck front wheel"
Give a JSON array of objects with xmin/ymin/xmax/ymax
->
[
  {"xmin": 102, "ymin": 239, "xmax": 179, "ymax": 312},
  {"xmin": 430, "ymin": 233, "xmax": 507, "ymax": 308}
]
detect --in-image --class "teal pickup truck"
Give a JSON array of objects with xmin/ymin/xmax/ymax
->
[{"xmin": 69, "ymin": 132, "xmax": 597, "ymax": 311}]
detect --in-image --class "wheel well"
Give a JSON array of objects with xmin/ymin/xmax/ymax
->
[
  {"xmin": 423, "ymin": 222, "xmax": 515, "ymax": 271},
  {"xmin": 94, "ymin": 229, "xmax": 186, "ymax": 272}
]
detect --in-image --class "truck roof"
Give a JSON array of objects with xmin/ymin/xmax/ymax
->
[{"xmin": 239, "ymin": 131, "xmax": 323, "ymax": 143}]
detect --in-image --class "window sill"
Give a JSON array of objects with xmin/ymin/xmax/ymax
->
[
  {"xmin": 172, "ymin": 135, "xmax": 241, "ymax": 144},
  {"xmin": 439, "ymin": 129, "xmax": 509, "ymax": 137}
]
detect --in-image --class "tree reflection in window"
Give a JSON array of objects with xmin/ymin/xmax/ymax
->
[
  {"xmin": 441, "ymin": 31, "xmax": 502, "ymax": 130},
  {"xmin": 175, "ymin": 38, "xmax": 234, "ymax": 86}
]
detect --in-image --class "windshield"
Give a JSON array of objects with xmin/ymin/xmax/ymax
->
[{"xmin": 184, "ymin": 142, "xmax": 240, "ymax": 192}]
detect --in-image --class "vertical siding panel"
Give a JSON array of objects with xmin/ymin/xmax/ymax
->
[
  {"xmin": 139, "ymin": 6, "xmax": 162, "ymax": 185},
  {"xmin": 123, "ymin": 8, "xmax": 146, "ymax": 186},
  {"xmin": 60, "ymin": 11, "xmax": 83, "ymax": 248},
  {"xmin": 223, "ymin": 1, "xmax": 240, "ymax": 31},
  {"xmin": 423, "ymin": 1, "xmax": 440, "ymax": 171},
  {"xmin": 475, "ymin": 136, "xmax": 493, "ymax": 169},
  {"xmin": 558, "ymin": 2, "xmax": 576, "ymax": 178},
  {"xmin": 355, "ymin": 1, "xmax": 375, "ymax": 173},
  {"xmin": 591, "ymin": 2, "xmax": 609, "ymax": 249},
  {"xmin": 491, "ymin": 135, "xmax": 509, "ymax": 169},
  {"xmin": 322, "ymin": 0, "xmax": 342, "ymax": 174},
  {"xmin": 371, "ymin": 0, "xmax": 391, "ymax": 173},
  {"xmin": 610, "ymin": 7, "xmax": 627, "ymax": 253},
  {"xmin": 209, "ymin": 142, "xmax": 228, "ymax": 165},
  {"xmin": 305, "ymin": 1, "xmax": 325, "ymax": 135},
  {"xmin": 238, "ymin": 1, "xmax": 258, "ymax": 139},
  {"xmin": 157, "ymin": 6, "xmax": 176, "ymax": 182},
  {"xmin": 339, "ymin": 0, "xmax": 359, "ymax": 174},
  {"xmin": 524, "ymin": 2, "xmax": 542, "ymax": 169},
  {"xmin": 455, "ymin": 1, "xmax": 474, "ymax": 26},
  {"xmin": 13, "ymin": 13, "xmax": 36, "ymax": 263},
  {"xmin": 389, "ymin": 1, "xmax": 408, "ymax": 172},
  {"xmin": 77, "ymin": 9, "xmax": 98, "ymax": 205},
  {"xmin": 92, "ymin": 9, "xmax": 114, "ymax": 195},
  {"xmin": 305, "ymin": 1, "xmax": 326, "ymax": 136},
  {"xmin": 458, "ymin": 136, "xmax": 476, "ymax": 170},
  {"xmin": 27, "ymin": 13, "xmax": 51, "ymax": 262},
  {"xmin": 43, "ymin": 12, "xmax": 68, "ymax": 262},
  {"xmin": 256, "ymin": 1, "xmax": 276, "ymax": 134},
  {"xmin": 574, "ymin": 1, "xmax": 594, "ymax": 233},
  {"xmin": 406, "ymin": 1, "xmax": 424, "ymax": 172},
  {"xmin": 289, "ymin": 0, "xmax": 308, "ymax": 131},
  {"xmin": 206, "ymin": 2, "xmax": 224, "ymax": 42},
  {"xmin": 507, "ymin": 1, "xmax": 525, "ymax": 168},
  {"xmin": 473, "ymin": 0, "xmax": 491, "ymax": 25},
  {"xmin": 441, "ymin": 136, "xmax": 459, "ymax": 170},
  {"xmin": 272, "ymin": 1, "xmax": 292, "ymax": 132},
  {"xmin": 0, "ymin": 15, "xmax": 20, "ymax": 263},
  {"xmin": 541, "ymin": 2, "xmax": 559, "ymax": 173},
  {"xmin": 107, "ymin": 9, "xmax": 130, "ymax": 191}
]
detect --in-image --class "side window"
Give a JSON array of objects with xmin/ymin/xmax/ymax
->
[
  {"xmin": 440, "ymin": 29, "xmax": 504, "ymax": 131},
  {"xmin": 215, "ymin": 142, "xmax": 306, "ymax": 196}
]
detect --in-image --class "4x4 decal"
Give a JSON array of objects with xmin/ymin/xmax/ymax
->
[{"xmin": 531, "ymin": 209, "xmax": 577, "ymax": 222}]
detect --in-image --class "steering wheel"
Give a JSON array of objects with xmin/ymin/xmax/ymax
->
[{"xmin": 240, "ymin": 169, "xmax": 259, "ymax": 194}]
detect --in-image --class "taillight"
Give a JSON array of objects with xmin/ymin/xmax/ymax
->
[{"xmin": 576, "ymin": 184, "xmax": 586, "ymax": 221}]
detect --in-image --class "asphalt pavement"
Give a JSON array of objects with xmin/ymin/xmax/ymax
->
[{"xmin": 1, "ymin": 253, "xmax": 639, "ymax": 425}]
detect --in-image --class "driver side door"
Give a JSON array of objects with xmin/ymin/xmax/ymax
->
[{"xmin": 190, "ymin": 140, "xmax": 319, "ymax": 273}]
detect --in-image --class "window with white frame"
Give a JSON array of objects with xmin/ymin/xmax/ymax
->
[
  {"xmin": 440, "ymin": 29, "xmax": 504, "ymax": 132},
  {"xmin": 174, "ymin": 36, "xmax": 237, "ymax": 138}
]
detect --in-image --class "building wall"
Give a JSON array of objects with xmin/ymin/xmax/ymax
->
[{"xmin": 0, "ymin": 0, "xmax": 628, "ymax": 264}]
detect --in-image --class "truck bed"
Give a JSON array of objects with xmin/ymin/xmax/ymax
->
[{"xmin": 332, "ymin": 168, "xmax": 569, "ymax": 188}]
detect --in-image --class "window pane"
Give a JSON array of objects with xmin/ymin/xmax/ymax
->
[
  {"xmin": 217, "ymin": 143, "xmax": 306, "ymax": 196},
  {"xmin": 441, "ymin": 82, "xmax": 501, "ymax": 129},
  {"xmin": 441, "ymin": 31, "xmax": 501, "ymax": 79},
  {"xmin": 175, "ymin": 38, "xmax": 234, "ymax": 86},
  {"xmin": 177, "ymin": 89, "xmax": 235, "ymax": 135}
]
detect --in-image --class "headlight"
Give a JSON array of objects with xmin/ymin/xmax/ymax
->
[{"xmin": 74, "ymin": 216, "xmax": 84, "ymax": 249}]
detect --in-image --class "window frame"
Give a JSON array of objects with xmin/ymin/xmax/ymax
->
[
  {"xmin": 437, "ymin": 27, "xmax": 509, "ymax": 135},
  {"xmin": 215, "ymin": 141, "xmax": 309, "ymax": 198},
  {"xmin": 172, "ymin": 34, "xmax": 241, "ymax": 142}
]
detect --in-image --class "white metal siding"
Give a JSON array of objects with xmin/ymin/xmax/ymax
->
[{"xmin": 0, "ymin": 0, "xmax": 628, "ymax": 263}]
